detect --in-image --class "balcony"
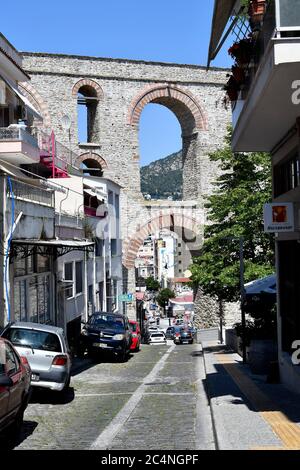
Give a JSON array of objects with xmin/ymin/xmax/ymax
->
[
  {"xmin": 230, "ymin": 0, "xmax": 300, "ymax": 152},
  {"xmin": 0, "ymin": 126, "xmax": 40, "ymax": 164}
]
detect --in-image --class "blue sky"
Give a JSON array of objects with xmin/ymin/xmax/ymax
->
[{"xmin": 2, "ymin": 0, "xmax": 233, "ymax": 166}]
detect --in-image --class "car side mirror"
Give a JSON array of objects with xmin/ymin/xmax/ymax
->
[{"xmin": 0, "ymin": 375, "xmax": 14, "ymax": 387}]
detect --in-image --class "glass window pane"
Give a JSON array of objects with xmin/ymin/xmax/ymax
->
[
  {"xmin": 76, "ymin": 261, "xmax": 83, "ymax": 294},
  {"xmin": 14, "ymin": 257, "xmax": 26, "ymax": 277},
  {"xmin": 14, "ymin": 280, "xmax": 27, "ymax": 322},
  {"xmin": 29, "ymin": 277, "xmax": 38, "ymax": 323},
  {"xmin": 279, "ymin": 0, "xmax": 300, "ymax": 27},
  {"xmin": 37, "ymin": 254, "xmax": 50, "ymax": 273},
  {"xmin": 65, "ymin": 262, "xmax": 73, "ymax": 298}
]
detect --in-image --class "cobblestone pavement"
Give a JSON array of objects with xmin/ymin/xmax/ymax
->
[{"xmin": 9, "ymin": 341, "xmax": 215, "ymax": 450}]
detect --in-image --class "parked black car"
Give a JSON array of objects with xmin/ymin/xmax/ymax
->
[
  {"xmin": 79, "ymin": 312, "xmax": 132, "ymax": 362},
  {"xmin": 174, "ymin": 327, "xmax": 194, "ymax": 345},
  {"xmin": 165, "ymin": 326, "xmax": 176, "ymax": 340}
]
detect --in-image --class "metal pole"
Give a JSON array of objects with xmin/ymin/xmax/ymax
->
[{"xmin": 239, "ymin": 237, "xmax": 247, "ymax": 363}]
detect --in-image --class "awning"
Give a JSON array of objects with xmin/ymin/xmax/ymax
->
[
  {"xmin": 11, "ymin": 239, "xmax": 94, "ymax": 259},
  {"xmin": 0, "ymin": 160, "xmax": 41, "ymax": 187},
  {"xmin": 207, "ymin": 0, "xmax": 237, "ymax": 66},
  {"xmin": 0, "ymin": 72, "xmax": 43, "ymax": 121},
  {"xmin": 245, "ymin": 274, "xmax": 276, "ymax": 295},
  {"xmin": 83, "ymin": 179, "xmax": 107, "ymax": 200},
  {"xmin": 244, "ymin": 274, "xmax": 276, "ymax": 312}
]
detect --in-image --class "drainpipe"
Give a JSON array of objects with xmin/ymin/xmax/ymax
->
[
  {"xmin": 3, "ymin": 177, "xmax": 23, "ymax": 324},
  {"xmin": 58, "ymin": 188, "xmax": 69, "ymax": 227}
]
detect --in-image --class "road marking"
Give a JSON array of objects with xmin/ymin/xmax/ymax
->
[
  {"xmin": 89, "ymin": 344, "xmax": 176, "ymax": 450},
  {"xmin": 216, "ymin": 352, "xmax": 300, "ymax": 450}
]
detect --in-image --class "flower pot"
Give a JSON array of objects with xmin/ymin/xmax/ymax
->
[
  {"xmin": 249, "ymin": 0, "xmax": 266, "ymax": 25},
  {"xmin": 248, "ymin": 339, "xmax": 277, "ymax": 374}
]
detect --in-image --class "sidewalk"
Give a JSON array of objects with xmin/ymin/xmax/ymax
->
[{"xmin": 202, "ymin": 341, "xmax": 300, "ymax": 450}]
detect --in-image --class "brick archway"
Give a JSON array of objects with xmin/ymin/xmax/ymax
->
[
  {"xmin": 75, "ymin": 152, "xmax": 108, "ymax": 169},
  {"xmin": 123, "ymin": 212, "xmax": 198, "ymax": 269},
  {"xmin": 19, "ymin": 82, "xmax": 51, "ymax": 127},
  {"xmin": 127, "ymin": 83, "xmax": 208, "ymax": 135},
  {"xmin": 72, "ymin": 78, "xmax": 103, "ymax": 100}
]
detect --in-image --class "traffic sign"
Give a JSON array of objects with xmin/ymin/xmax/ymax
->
[{"xmin": 119, "ymin": 293, "xmax": 134, "ymax": 302}]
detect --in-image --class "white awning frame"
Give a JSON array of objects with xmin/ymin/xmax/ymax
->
[{"xmin": 0, "ymin": 73, "xmax": 43, "ymax": 121}]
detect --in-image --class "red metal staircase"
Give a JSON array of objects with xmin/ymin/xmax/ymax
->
[{"xmin": 39, "ymin": 131, "xmax": 69, "ymax": 178}]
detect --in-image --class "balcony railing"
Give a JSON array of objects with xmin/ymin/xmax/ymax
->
[
  {"xmin": 0, "ymin": 126, "xmax": 39, "ymax": 148},
  {"xmin": 7, "ymin": 178, "xmax": 54, "ymax": 207},
  {"xmin": 37, "ymin": 130, "xmax": 80, "ymax": 171}
]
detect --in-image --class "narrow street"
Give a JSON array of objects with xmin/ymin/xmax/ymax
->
[{"xmin": 13, "ymin": 342, "xmax": 215, "ymax": 450}]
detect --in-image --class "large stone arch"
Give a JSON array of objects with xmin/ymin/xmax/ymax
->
[
  {"xmin": 127, "ymin": 83, "xmax": 208, "ymax": 136},
  {"xmin": 19, "ymin": 81, "xmax": 52, "ymax": 128},
  {"xmin": 123, "ymin": 212, "xmax": 199, "ymax": 269},
  {"xmin": 75, "ymin": 152, "xmax": 108, "ymax": 169},
  {"xmin": 72, "ymin": 78, "xmax": 103, "ymax": 100}
]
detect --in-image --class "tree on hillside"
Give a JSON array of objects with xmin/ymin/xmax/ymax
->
[
  {"xmin": 145, "ymin": 276, "xmax": 160, "ymax": 292},
  {"xmin": 190, "ymin": 128, "xmax": 274, "ymax": 304}
]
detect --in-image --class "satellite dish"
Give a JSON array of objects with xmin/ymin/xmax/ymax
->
[{"xmin": 61, "ymin": 115, "xmax": 71, "ymax": 130}]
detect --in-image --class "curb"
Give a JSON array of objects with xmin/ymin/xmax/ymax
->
[{"xmin": 200, "ymin": 343, "xmax": 221, "ymax": 450}]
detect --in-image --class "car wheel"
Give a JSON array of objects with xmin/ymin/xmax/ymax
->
[
  {"xmin": 117, "ymin": 350, "xmax": 126, "ymax": 362},
  {"xmin": 87, "ymin": 348, "xmax": 98, "ymax": 361},
  {"xmin": 7, "ymin": 407, "xmax": 24, "ymax": 441}
]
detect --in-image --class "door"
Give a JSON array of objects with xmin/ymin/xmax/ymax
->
[
  {"xmin": 0, "ymin": 342, "xmax": 9, "ymax": 425},
  {"xmin": 5, "ymin": 343, "xmax": 23, "ymax": 416}
]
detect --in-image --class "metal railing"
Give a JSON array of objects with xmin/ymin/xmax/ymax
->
[
  {"xmin": 0, "ymin": 126, "xmax": 39, "ymax": 148},
  {"xmin": 7, "ymin": 178, "xmax": 54, "ymax": 207},
  {"xmin": 37, "ymin": 129, "xmax": 79, "ymax": 170}
]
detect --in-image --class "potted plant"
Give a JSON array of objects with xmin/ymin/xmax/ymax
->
[
  {"xmin": 228, "ymin": 37, "xmax": 254, "ymax": 66},
  {"xmin": 248, "ymin": 0, "xmax": 266, "ymax": 22},
  {"xmin": 231, "ymin": 65, "xmax": 246, "ymax": 84},
  {"xmin": 234, "ymin": 295, "xmax": 277, "ymax": 374},
  {"xmin": 223, "ymin": 75, "xmax": 240, "ymax": 107}
]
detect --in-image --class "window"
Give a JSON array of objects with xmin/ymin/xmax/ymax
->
[
  {"xmin": 14, "ymin": 280, "xmax": 27, "ymax": 322},
  {"xmin": 274, "ymin": 151, "xmax": 300, "ymax": 197},
  {"xmin": 77, "ymin": 85, "xmax": 99, "ymax": 143},
  {"xmin": 95, "ymin": 238, "xmax": 103, "ymax": 257},
  {"xmin": 6, "ymin": 343, "xmax": 19, "ymax": 375},
  {"xmin": 111, "ymin": 239, "xmax": 117, "ymax": 256},
  {"xmin": 64, "ymin": 262, "xmax": 73, "ymax": 298},
  {"xmin": 75, "ymin": 261, "xmax": 83, "ymax": 295}
]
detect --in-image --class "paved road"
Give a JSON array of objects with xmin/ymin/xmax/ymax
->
[{"xmin": 11, "ymin": 341, "xmax": 215, "ymax": 450}]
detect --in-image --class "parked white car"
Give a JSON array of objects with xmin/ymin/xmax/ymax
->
[{"xmin": 149, "ymin": 332, "xmax": 167, "ymax": 345}]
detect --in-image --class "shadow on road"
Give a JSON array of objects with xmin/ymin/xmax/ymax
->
[
  {"xmin": 29, "ymin": 387, "xmax": 75, "ymax": 405},
  {"xmin": 0, "ymin": 420, "xmax": 38, "ymax": 450}
]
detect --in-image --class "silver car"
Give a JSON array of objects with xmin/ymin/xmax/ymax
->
[{"xmin": 1, "ymin": 322, "xmax": 72, "ymax": 393}]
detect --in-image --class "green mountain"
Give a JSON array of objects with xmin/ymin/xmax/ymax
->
[{"xmin": 140, "ymin": 150, "xmax": 182, "ymax": 200}]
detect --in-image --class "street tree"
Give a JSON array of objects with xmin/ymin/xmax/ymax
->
[
  {"xmin": 190, "ymin": 128, "xmax": 274, "ymax": 304},
  {"xmin": 156, "ymin": 288, "xmax": 176, "ymax": 315},
  {"xmin": 145, "ymin": 276, "xmax": 161, "ymax": 292}
]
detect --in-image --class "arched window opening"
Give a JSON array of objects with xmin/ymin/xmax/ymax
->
[
  {"xmin": 77, "ymin": 85, "xmax": 98, "ymax": 143},
  {"xmin": 139, "ymin": 104, "xmax": 182, "ymax": 201},
  {"xmin": 80, "ymin": 159, "xmax": 103, "ymax": 178}
]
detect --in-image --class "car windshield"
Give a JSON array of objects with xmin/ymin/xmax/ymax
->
[
  {"xmin": 90, "ymin": 314, "xmax": 124, "ymax": 331},
  {"xmin": 129, "ymin": 323, "xmax": 137, "ymax": 332},
  {"xmin": 3, "ymin": 328, "xmax": 62, "ymax": 352},
  {"xmin": 151, "ymin": 333, "xmax": 164, "ymax": 337}
]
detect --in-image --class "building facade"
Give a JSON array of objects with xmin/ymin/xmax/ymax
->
[{"xmin": 208, "ymin": 0, "xmax": 300, "ymax": 392}]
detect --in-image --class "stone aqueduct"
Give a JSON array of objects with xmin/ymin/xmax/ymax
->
[{"xmin": 20, "ymin": 52, "xmax": 230, "ymax": 322}]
